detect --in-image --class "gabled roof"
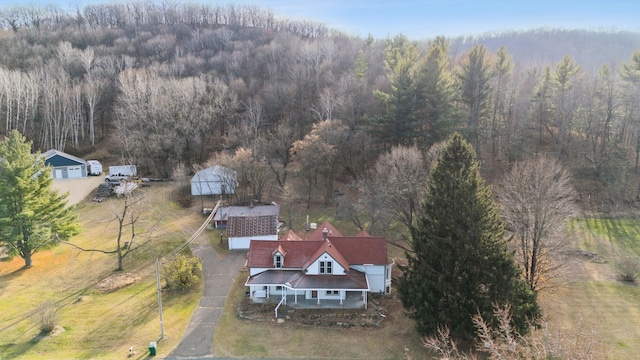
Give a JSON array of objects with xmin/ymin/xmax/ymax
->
[
  {"xmin": 248, "ymin": 240, "xmax": 320, "ymax": 268},
  {"xmin": 191, "ymin": 165, "xmax": 236, "ymax": 182},
  {"xmin": 307, "ymin": 221, "xmax": 343, "ymax": 241},
  {"xmin": 330, "ymin": 237, "xmax": 388, "ymax": 265},
  {"xmin": 43, "ymin": 149, "xmax": 87, "ymax": 166},
  {"xmin": 302, "ymin": 240, "xmax": 350, "ymax": 271},
  {"xmin": 272, "ymin": 244, "xmax": 287, "ymax": 257},
  {"xmin": 247, "ymin": 236, "xmax": 388, "ymax": 269},
  {"xmin": 279, "ymin": 230, "xmax": 303, "ymax": 241},
  {"xmin": 356, "ymin": 230, "xmax": 371, "ymax": 237}
]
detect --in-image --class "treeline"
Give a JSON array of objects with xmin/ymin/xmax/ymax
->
[{"xmin": 1, "ymin": 1, "xmax": 640, "ymax": 208}]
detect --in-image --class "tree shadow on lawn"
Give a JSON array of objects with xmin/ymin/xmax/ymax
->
[
  {"xmin": 0, "ymin": 329, "xmax": 50, "ymax": 358},
  {"xmin": 0, "ymin": 265, "xmax": 29, "ymax": 292}
]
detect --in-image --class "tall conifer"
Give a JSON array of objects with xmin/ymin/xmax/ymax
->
[{"xmin": 398, "ymin": 133, "xmax": 539, "ymax": 337}]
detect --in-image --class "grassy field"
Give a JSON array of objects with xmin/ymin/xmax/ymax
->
[
  {"xmin": 536, "ymin": 217, "xmax": 640, "ymax": 359},
  {"xmin": 0, "ymin": 183, "xmax": 203, "ymax": 359}
]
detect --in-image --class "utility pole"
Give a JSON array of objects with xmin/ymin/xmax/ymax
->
[{"xmin": 155, "ymin": 258, "xmax": 164, "ymax": 340}]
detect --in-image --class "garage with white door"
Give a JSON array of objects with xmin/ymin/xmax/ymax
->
[{"xmin": 44, "ymin": 149, "xmax": 88, "ymax": 179}]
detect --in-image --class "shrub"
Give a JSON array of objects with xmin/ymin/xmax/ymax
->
[
  {"xmin": 615, "ymin": 256, "xmax": 640, "ymax": 283},
  {"xmin": 163, "ymin": 254, "xmax": 202, "ymax": 292},
  {"xmin": 33, "ymin": 299, "xmax": 58, "ymax": 334}
]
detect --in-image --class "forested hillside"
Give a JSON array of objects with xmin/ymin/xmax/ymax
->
[{"xmin": 1, "ymin": 1, "xmax": 640, "ymax": 212}]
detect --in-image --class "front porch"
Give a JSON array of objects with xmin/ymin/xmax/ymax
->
[{"xmin": 250, "ymin": 291, "xmax": 367, "ymax": 310}]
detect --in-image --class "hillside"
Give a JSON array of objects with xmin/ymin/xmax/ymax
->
[
  {"xmin": 451, "ymin": 29, "xmax": 640, "ymax": 70},
  {"xmin": 0, "ymin": 1, "xmax": 637, "ymax": 211}
]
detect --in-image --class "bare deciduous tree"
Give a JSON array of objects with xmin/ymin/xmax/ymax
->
[
  {"xmin": 355, "ymin": 145, "xmax": 427, "ymax": 243},
  {"xmin": 496, "ymin": 155, "xmax": 578, "ymax": 291},
  {"xmin": 64, "ymin": 191, "xmax": 157, "ymax": 271}
]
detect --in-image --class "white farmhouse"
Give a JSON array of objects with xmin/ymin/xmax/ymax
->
[{"xmin": 245, "ymin": 222, "xmax": 392, "ymax": 310}]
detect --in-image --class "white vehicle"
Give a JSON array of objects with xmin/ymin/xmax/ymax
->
[
  {"xmin": 105, "ymin": 165, "xmax": 137, "ymax": 182},
  {"xmin": 87, "ymin": 160, "xmax": 103, "ymax": 176}
]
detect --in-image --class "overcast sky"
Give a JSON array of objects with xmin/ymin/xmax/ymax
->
[{"xmin": 3, "ymin": 0, "xmax": 640, "ymax": 39}]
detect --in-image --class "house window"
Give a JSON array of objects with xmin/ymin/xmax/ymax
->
[
  {"xmin": 276, "ymin": 286, "xmax": 283, "ymax": 291},
  {"xmin": 319, "ymin": 261, "xmax": 333, "ymax": 274},
  {"xmin": 275, "ymin": 255, "xmax": 282, "ymax": 268},
  {"xmin": 326, "ymin": 290, "xmax": 339, "ymax": 295}
]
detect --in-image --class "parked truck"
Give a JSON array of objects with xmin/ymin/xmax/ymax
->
[{"xmin": 105, "ymin": 165, "xmax": 137, "ymax": 182}]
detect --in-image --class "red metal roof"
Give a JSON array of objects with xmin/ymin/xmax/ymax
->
[
  {"xmin": 307, "ymin": 221, "xmax": 343, "ymax": 241},
  {"xmin": 279, "ymin": 230, "xmax": 303, "ymax": 241},
  {"xmin": 245, "ymin": 269, "xmax": 369, "ymax": 290},
  {"xmin": 247, "ymin": 236, "xmax": 388, "ymax": 269},
  {"xmin": 301, "ymin": 239, "xmax": 350, "ymax": 271}
]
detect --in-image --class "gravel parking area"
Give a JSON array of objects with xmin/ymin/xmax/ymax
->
[{"xmin": 51, "ymin": 176, "xmax": 105, "ymax": 205}]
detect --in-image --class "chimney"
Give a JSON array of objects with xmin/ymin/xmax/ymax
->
[{"xmin": 322, "ymin": 227, "xmax": 328, "ymax": 241}]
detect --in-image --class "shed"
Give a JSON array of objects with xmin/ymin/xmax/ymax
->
[
  {"xmin": 191, "ymin": 166, "xmax": 237, "ymax": 196},
  {"xmin": 226, "ymin": 204, "xmax": 280, "ymax": 250},
  {"xmin": 44, "ymin": 149, "xmax": 88, "ymax": 179}
]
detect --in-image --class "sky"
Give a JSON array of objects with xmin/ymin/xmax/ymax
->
[{"xmin": 2, "ymin": 0, "xmax": 640, "ymax": 39}]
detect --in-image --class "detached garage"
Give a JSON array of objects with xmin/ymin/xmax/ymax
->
[
  {"xmin": 191, "ymin": 165, "xmax": 237, "ymax": 196},
  {"xmin": 44, "ymin": 149, "xmax": 88, "ymax": 179}
]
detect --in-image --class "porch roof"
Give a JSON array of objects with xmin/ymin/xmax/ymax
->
[{"xmin": 245, "ymin": 269, "xmax": 369, "ymax": 290}]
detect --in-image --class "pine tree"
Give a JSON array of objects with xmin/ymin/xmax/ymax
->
[
  {"xmin": 415, "ymin": 36, "xmax": 457, "ymax": 146},
  {"xmin": 0, "ymin": 130, "xmax": 79, "ymax": 268},
  {"xmin": 374, "ymin": 34, "xmax": 420, "ymax": 146},
  {"xmin": 398, "ymin": 133, "xmax": 539, "ymax": 337}
]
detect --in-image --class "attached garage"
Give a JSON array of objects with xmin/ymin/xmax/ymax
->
[{"xmin": 44, "ymin": 149, "xmax": 88, "ymax": 179}]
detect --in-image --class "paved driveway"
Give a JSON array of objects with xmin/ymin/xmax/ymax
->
[{"xmin": 166, "ymin": 241, "xmax": 246, "ymax": 359}]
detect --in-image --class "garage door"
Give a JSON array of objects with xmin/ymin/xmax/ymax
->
[{"xmin": 67, "ymin": 166, "xmax": 83, "ymax": 178}]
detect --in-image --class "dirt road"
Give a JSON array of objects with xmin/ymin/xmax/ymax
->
[{"xmin": 51, "ymin": 176, "xmax": 105, "ymax": 205}]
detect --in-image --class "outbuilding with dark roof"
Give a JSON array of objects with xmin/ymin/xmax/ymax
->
[{"xmin": 43, "ymin": 149, "xmax": 88, "ymax": 179}]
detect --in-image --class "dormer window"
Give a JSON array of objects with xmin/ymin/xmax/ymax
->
[{"xmin": 275, "ymin": 255, "xmax": 282, "ymax": 268}]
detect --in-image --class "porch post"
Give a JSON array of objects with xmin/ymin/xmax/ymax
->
[
  {"xmin": 363, "ymin": 290, "xmax": 367, "ymax": 309},
  {"xmin": 294, "ymin": 291, "xmax": 298, "ymax": 306},
  {"xmin": 340, "ymin": 291, "xmax": 343, "ymax": 307},
  {"xmin": 317, "ymin": 290, "xmax": 321, "ymax": 307}
]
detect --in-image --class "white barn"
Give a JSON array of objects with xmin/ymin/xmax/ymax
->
[{"xmin": 191, "ymin": 166, "xmax": 237, "ymax": 196}]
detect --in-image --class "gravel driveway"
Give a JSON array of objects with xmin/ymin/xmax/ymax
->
[{"xmin": 51, "ymin": 175, "xmax": 105, "ymax": 205}]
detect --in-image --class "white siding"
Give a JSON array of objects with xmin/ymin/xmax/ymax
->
[
  {"xmin": 352, "ymin": 265, "xmax": 386, "ymax": 293},
  {"xmin": 305, "ymin": 252, "xmax": 346, "ymax": 275},
  {"xmin": 228, "ymin": 234, "xmax": 278, "ymax": 250}
]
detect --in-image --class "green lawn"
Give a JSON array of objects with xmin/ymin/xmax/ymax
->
[
  {"xmin": 0, "ymin": 184, "xmax": 203, "ymax": 359},
  {"xmin": 544, "ymin": 217, "xmax": 640, "ymax": 359}
]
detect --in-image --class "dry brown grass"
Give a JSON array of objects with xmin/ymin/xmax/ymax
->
[{"xmin": 0, "ymin": 183, "xmax": 205, "ymax": 359}]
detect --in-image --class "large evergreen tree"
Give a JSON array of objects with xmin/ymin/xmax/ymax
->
[
  {"xmin": 0, "ymin": 130, "xmax": 79, "ymax": 268},
  {"xmin": 398, "ymin": 133, "xmax": 539, "ymax": 337}
]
